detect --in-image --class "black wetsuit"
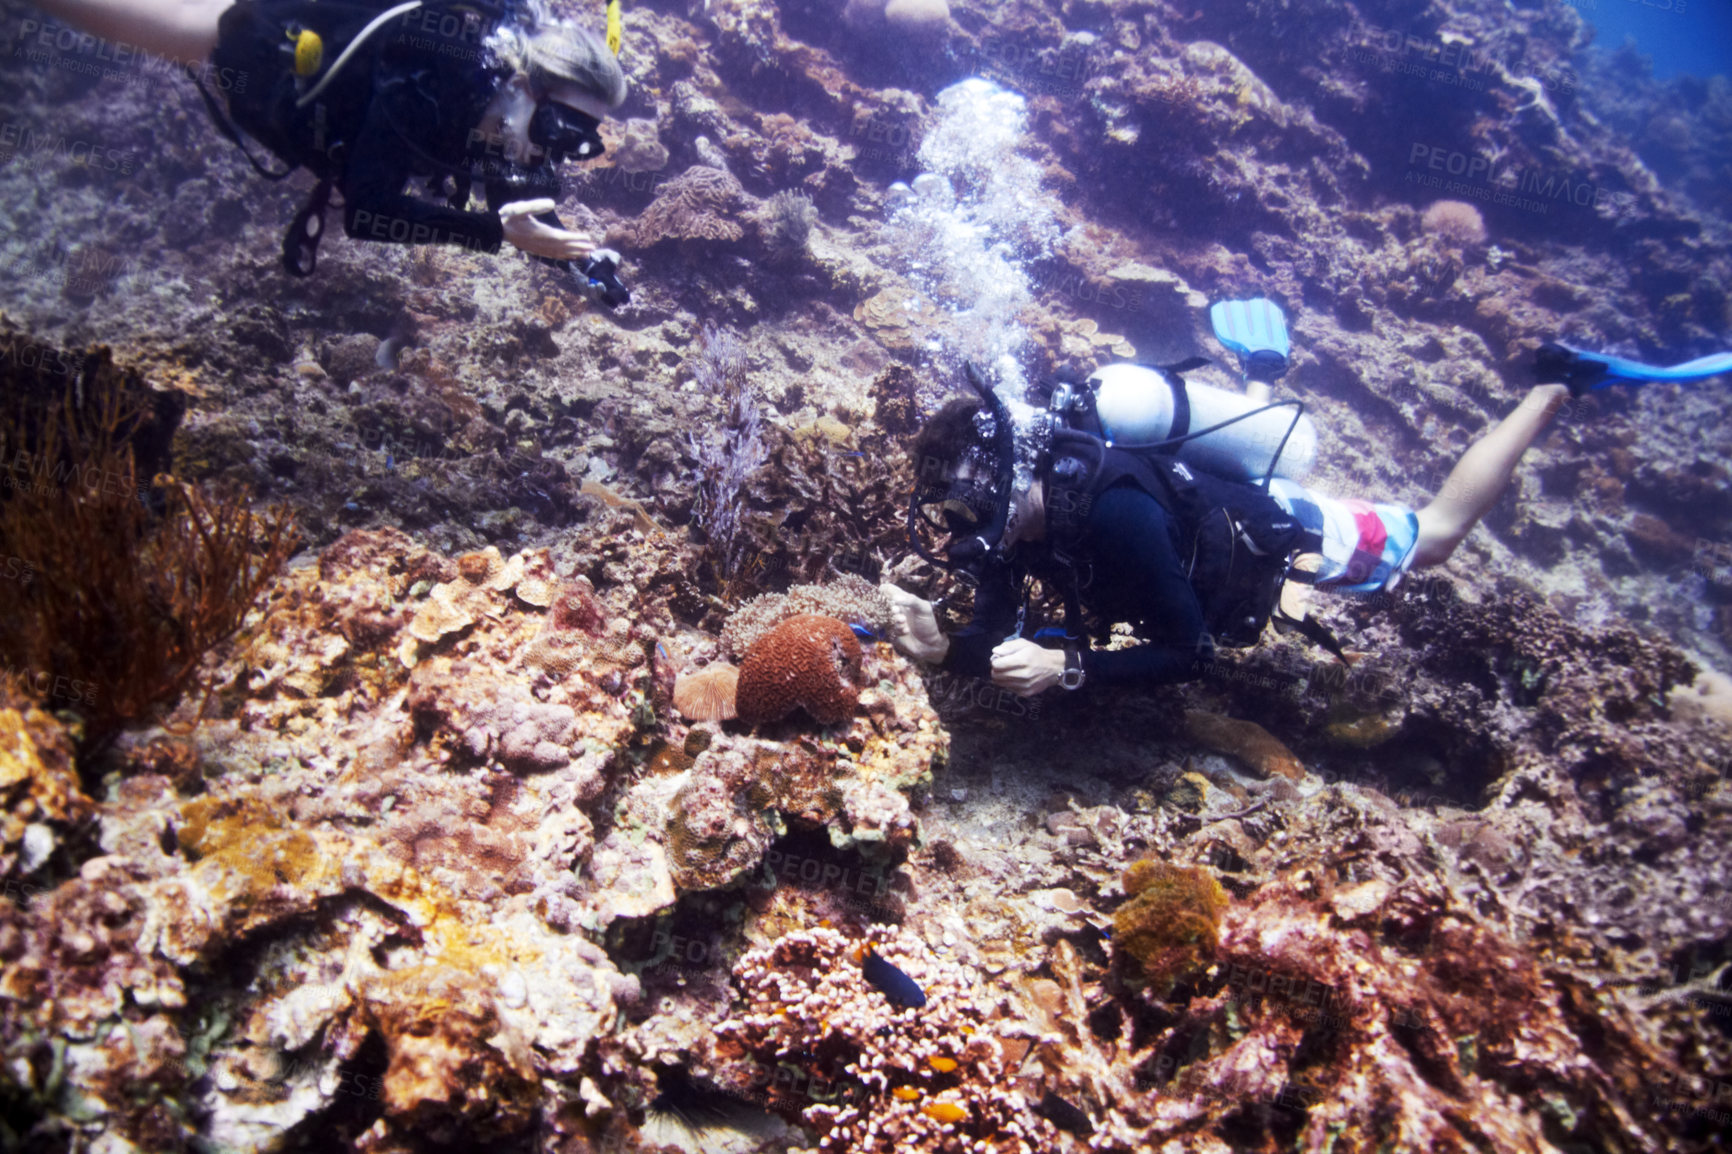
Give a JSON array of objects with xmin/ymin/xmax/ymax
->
[
  {"xmin": 342, "ymin": 14, "xmax": 561, "ymax": 253},
  {"xmin": 942, "ymin": 483, "xmax": 1207, "ymax": 687},
  {"xmin": 212, "ymin": 0, "xmax": 568, "ymax": 262}
]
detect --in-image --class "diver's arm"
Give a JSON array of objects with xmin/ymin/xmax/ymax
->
[
  {"xmin": 341, "ymin": 101, "xmax": 506, "ymax": 252},
  {"xmin": 1072, "ymin": 487, "xmax": 1206, "ymax": 687},
  {"xmin": 497, "ymin": 199, "xmax": 596, "ymax": 262},
  {"xmin": 483, "ymin": 166, "xmax": 598, "ymax": 262},
  {"xmin": 29, "ymin": 0, "xmax": 225, "ymax": 62}
]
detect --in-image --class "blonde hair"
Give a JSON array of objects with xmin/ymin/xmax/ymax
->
[{"xmin": 494, "ymin": 22, "xmax": 627, "ymax": 115}]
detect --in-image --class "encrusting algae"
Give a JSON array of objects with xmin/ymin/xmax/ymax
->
[{"xmin": 1111, "ymin": 859, "xmax": 1230, "ymax": 995}]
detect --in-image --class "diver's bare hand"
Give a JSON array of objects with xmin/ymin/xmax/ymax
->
[
  {"xmin": 990, "ymin": 637, "xmax": 1065, "ymax": 696},
  {"xmin": 880, "ymin": 584, "xmax": 949, "ymax": 664},
  {"xmin": 499, "ymin": 199, "xmax": 594, "ymax": 261}
]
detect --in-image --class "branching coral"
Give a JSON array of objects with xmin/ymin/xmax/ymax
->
[
  {"xmin": 722, "ymin": 577, "xmax": 893, "ymax": 659},
  {"xmin": 715, "ymin": 926, "xmax": 1052, "ymax": 1152}
]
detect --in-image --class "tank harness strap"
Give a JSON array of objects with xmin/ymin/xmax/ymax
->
[
  {"xmin": 1168, "ymin": 373, "xmax": 1191, "ymax": 442},
  {"xmin": 283, "ymin": 178, "xmax": 336, "ymax": 277},
  {"xmin": 1268, "ymin": 552, "xmax": 1351, "ymax": 665},
  {"xmin": 194, "ymin": 74, "xmax": 296, "ymax": 181},
  {"xmin": 1271, "ymin": 605, "xmax": 1352, "ymax": 665}
]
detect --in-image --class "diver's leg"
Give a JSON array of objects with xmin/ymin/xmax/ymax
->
[
  {"xmin": 28, "ymin": 0, "xmax": 228, "ymax": 63},
  {"xmin": 1411, "ymin": 383, "xmax": 1570, "ymax": 567}
]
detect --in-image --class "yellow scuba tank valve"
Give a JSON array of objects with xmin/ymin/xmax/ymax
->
[
  {"xmin": 291, "ymin": 27, "xmax": 324, "ymax": 77},
  {"xmin": 605, "ymin": 0, "xmax": 622, "ymax": 55}
]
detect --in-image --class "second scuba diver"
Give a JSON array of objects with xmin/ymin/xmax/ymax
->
[
  {"xmin": 31, "ymin": 0, "xmax": 631, "ymax": 301},
  {"xmin": 885, "ymin": 303, "xmax": 1732, "ymax": 696}
]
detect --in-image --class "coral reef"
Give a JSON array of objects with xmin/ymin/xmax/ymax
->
[
  {"xmin": 0, "ymin": 677, "xmax": 91, "ymax": 884},
  {"xmin": 735, "ymin": 615, "xmax": 864, "ymax": 726},
  {"xmin": 3, "ymin": 0, "xmax": 1730, "ymax": 1149},
  {"xmin": 709, "ymin": 926, "xmax": 1050, "ymax": 1151}
]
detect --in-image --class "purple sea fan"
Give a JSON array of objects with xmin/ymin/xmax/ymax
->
[{"xmin": 687, "ymin": 324, "xmax": 767, "ymax": 582}]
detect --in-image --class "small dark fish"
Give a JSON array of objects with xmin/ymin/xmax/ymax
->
[
  {"xmin": 375, "ymin": 336, "xmax": 406, "ymax": 370},
  {"xmin": 862, "ymin": 946, "xmax": 926, "ymax": 1009},
  {"xmin": 1035, "ymin": 1090, "xmax": 1095, "ymax": 1137},
  {"xmin": 849, "ymin": 623, "xmax": 877, "ymax": 641}
]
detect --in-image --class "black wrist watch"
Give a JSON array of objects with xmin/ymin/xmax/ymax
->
[{"xmin": 1061, "ymin": 646, "xmax": 1085, "ymax": 690}]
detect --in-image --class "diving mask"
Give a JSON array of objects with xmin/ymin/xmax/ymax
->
[{"xmin": 529, "ymin": 101, "xmax": 605, "ymax": 163}]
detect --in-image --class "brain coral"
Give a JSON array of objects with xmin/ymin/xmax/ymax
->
[
  {"xmin": 734, "ymin": 615, "xmax": 862, "ymax": 726},
  {"xmin": 630, "ymin": 166, "xmax": 746, "ymax": 245}
]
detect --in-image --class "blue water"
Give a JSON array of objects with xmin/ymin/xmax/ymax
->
[{"xmin": 1580, "ymin": 0, "xmax": 1732, "ymax": 79}]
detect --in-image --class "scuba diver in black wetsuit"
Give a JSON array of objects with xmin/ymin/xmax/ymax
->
[
  {"xmin": 881, "ymin": 304, "xmax": 1732, "ymax": 698},
  {"xmin": 32, "ymin": 0, "xmax": 633, "ymax": 304}
]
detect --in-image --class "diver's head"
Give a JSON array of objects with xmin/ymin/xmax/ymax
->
[
  {"xmin": 907, "ymin": 394, "xmax": 1040, "ymax": 567},
  {"xmin": 495, "ymin": 22, "xmax": 627, "ymax": 163}
]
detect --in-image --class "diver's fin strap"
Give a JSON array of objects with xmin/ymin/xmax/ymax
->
[
  {"xmin": 195, "ymin": 75, "xmax": 296, "ymax": 181},
  {"xmin": 1537, "ymin": 341, "xmax": 1732, "ymax": 397},
  {"xmin": 1534, "ymin": 342, "xmax": 1606, "ymax": 398},
  {"xmin": 1211, "ymin": 298, "xmax": 1291, "ymax": 370},
  {"xmin": 283, "ymin": 178, "xmax": 335, "ymax": 278}
]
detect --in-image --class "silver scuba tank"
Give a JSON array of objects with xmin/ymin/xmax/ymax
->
[{"xmin": 1083, "ymin": 363, "xmax": 1317, "ymax": 482}]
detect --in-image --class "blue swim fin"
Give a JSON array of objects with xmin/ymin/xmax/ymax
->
[
  {"xmin": 1210, "ymin": 298, "xmax": 1290, "ymax": 382},
  {"xmin": 1536, "ymin": 342, "xmax": 1732, "ymax": 398}
]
